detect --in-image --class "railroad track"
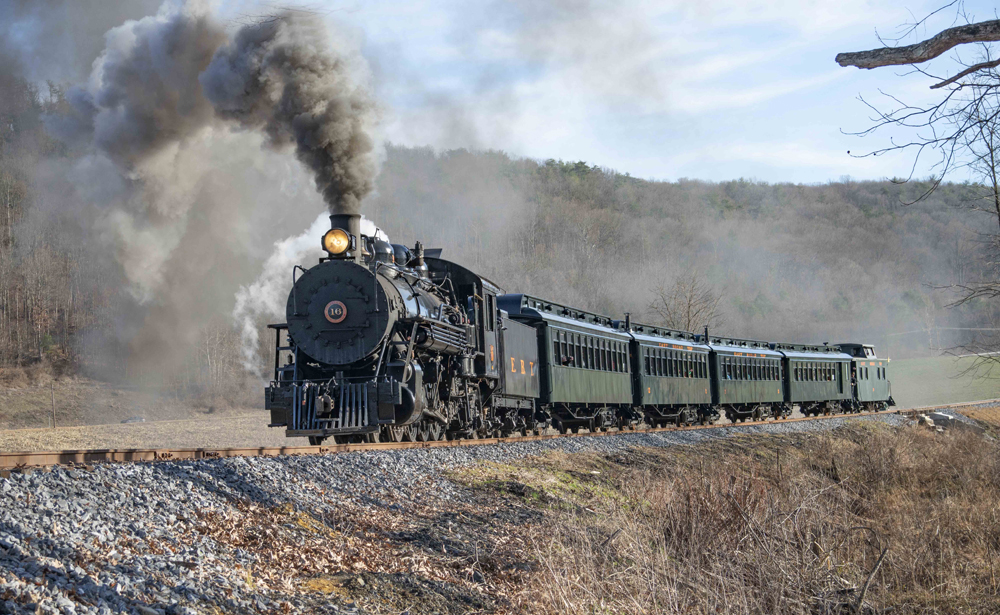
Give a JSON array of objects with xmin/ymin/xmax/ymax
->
[{"xmin": 0, "ymin": 399, "xmax": 993, "ymax": 472}]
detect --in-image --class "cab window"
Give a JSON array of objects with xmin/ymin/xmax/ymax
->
[{"xmin": 486, "ymin": 295, "xmax": 496, "ymax": 332}]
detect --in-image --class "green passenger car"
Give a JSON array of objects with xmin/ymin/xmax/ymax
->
[
  {"xmin": 628, "ymin": 323, "xmax": 713, "ymax": 425},
  {"xmin": 774, "ymin": 344, "xmax": 853, "ymax": 416},
  {"xmin": 708, "ymin": 337, "xmax": 786, "ymax": 422}
]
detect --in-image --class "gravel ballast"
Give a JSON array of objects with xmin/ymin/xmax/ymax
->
[{"xmin": 0, "ymin": 413, "xmax": 907, "ymax": 615}]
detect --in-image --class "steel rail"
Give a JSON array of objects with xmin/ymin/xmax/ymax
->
[{"xmin": 0, "ymin": 399, "xmax": 993, "ymax": 472}]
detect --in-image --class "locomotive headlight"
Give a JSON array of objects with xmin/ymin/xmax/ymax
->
[{"xmin": 322, "ymin": 228, "xmax": 351, "ymax": 255}]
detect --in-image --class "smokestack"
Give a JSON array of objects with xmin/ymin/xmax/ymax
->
[{"xmin": 330, "ymin": 213, "xmax": 362, "ymax": 263}]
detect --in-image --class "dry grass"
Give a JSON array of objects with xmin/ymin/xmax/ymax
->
[
  {"xmin": 462, "ymin": 425, "xmax": 1000, "ymax": 614},
  {"xmin": 888, "ymin": 356, "xmax": 1000, "ymax": 408},
  {"xmin": 0, "ymin": 364, "xmax": 58, "ymax": 389},
  {"xmin": 961, "ymin": 405, "xmax": 1000, "ymax": 429}
]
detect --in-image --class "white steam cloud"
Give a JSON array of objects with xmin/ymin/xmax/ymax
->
[
  {"xmin": 233, "ymin": 215, "xmax": 389, "ymax": 375},
  {"xmin": 31, "ymin": 0, "xmax": 381, "ymax": 379}
]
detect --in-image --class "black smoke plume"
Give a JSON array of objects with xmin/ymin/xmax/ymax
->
[
  {"xmin": 10, "ymin": 1, "xmax": 380, "ymax": 389},
  {"xmin": 201, "ymin": 12, "xmax": 378, "ymax": 215}
]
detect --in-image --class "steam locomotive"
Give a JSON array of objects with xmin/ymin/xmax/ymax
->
[{"xmin": 265, "ymin": 215, "xmax": 895, "ymax": 444}]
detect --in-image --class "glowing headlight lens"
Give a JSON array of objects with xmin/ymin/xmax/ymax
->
[{"xmin": 322, "ymin": 229, "xmax": 351, "ymax": 255}]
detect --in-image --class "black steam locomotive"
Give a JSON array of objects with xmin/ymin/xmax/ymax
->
[{"xmin": 265, "ymin": 215, "xmax": 895, "ymax": 444}]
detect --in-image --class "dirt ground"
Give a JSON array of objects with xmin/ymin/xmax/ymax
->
[
  {"xmin": 0, "ymin": 412, "xmax": 299, "ymax": 452},
  {"xmin": 0, "ymin": 374, "xmax": 302, "ymax": 451},
  {"xmin": 0, "ymin": 375, "xmax": 257, "ymax": 431},
  {"xmin": 0, "ymin": 404, "xmax": 838, "ymax": 453}
]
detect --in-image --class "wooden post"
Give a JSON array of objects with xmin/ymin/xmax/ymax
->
[{"xmin": 50, "ymin": 381, "xmax": 55, "ymax": 429}]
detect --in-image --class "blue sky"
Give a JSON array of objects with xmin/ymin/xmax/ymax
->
[
  {"xmin": 271, "ymin": 0, "xmax": 995, "ymax": 184},
  {"xmin": 10, "ymin": 0, "xmax": 998, "ymax": 184}
]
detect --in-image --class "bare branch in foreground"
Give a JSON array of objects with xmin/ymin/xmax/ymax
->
[{"xmin": 837, "ymin": 19, "xmax": 1000, "ymax": 69}]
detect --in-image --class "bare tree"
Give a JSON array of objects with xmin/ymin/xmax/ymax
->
[
  {"xmin": 837, "ymin": 4, "xmax": 1000, "ymax": 372},
  {"xmin": 647, "ymin": 271, "xmax": 723, "ymax": 332},
  {"xmin": 837, "ymin": 5, "xmax": 1000, "ymax": 205}
]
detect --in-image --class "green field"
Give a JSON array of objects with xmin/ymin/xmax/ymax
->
[{"xmin": 889, "ymin": 355, "xmax": 1000, "ymax": 408}]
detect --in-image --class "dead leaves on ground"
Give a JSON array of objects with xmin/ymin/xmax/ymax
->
[{"xmin": 182, "ymin": 486, "xmax": 537, "ymax": 612}]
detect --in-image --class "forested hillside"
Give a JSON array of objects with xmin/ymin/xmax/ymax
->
[
  {"xmin": 0, "ymin": 69, "xmax": 995, "ymax": 395},
  {"xmin": 371, "ymin": 146, "xmax": 993, "ymax": 358},
  {"xmin": 0, "ymin": 72, "xmax": 85, "ymax": 370}
]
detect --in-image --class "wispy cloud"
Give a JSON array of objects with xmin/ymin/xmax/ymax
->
[
  {"xmin": 327, "ymin": 0, "xmax": 965, "ymax": 182},
  {"xmin": 671, "ymin": 69, "xmax": 852, "ymax": 114}
]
